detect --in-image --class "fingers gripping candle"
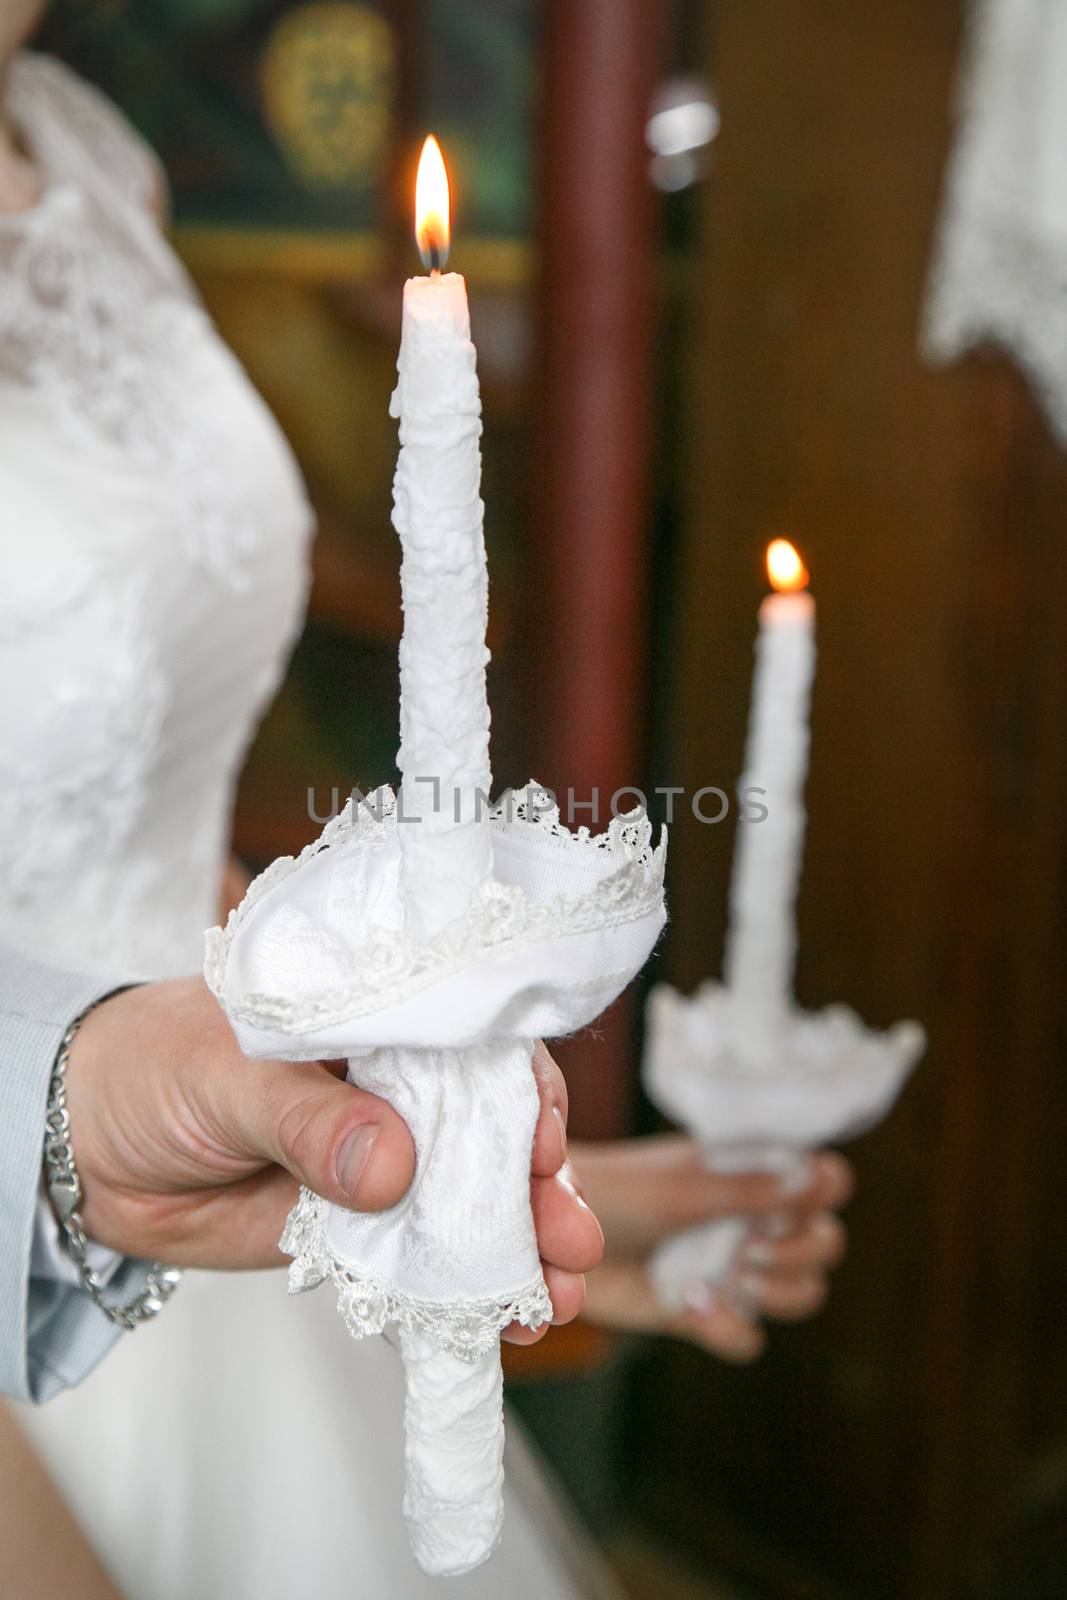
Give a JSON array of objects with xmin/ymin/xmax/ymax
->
[{"xmin": 392, "ymin": 134, "xmax": 493, "ymax": 939}]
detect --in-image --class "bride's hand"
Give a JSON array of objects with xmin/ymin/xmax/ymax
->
[
  {"xmin": 65, "ymin": 985, "xmax": 602, "ymax": 1342},
  {"xmin": 570, "ymin": 1135, "xmax": 852, "ymax": 1362}
]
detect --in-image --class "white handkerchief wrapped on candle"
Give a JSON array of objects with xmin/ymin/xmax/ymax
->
[
  {"xmin": 207, "ymin": 784, "xmax": 666, "ymax": 1330},
  {"xmin": 206, "ymin": 785, "xmax": 665, "ymax": 1573},
  {"xmin": 213, "ymin": 787, "xmax": 665, "ymax": 1062},
  {"xmin": 642, "ymin": 981, "xmax": 924, "ymax": 1312}
]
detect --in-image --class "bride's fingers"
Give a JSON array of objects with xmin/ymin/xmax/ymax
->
[
  {"xmin": 579, "ymin": 1256, "xmax": 834, "ymax": 1361},
  {"xmin": 579, "ymin": 1258, "xmax": 766, "ymax": 1361},
  {"xmin": 574, "ymin": 1138, "xmax": 855, "ymax": 1261},
  {"xmin": 675, "ymin": 1287, "xmax": 766, "ymax": 1362},
  {"xmin": 529, "ymin": 1041, "xmax": 569, "ymax": 1178},
  {"xmin": 531, "ymin": 1164, "xmax": 604, "ymax": 1274},
  {"xmin": 738, "ymin": 1212, "xmax": 846, "ymax": 1273},
  {"xmin": 680, "ymin": 1151, "xmax": 854, "ymax": 1230},
  {"xmin": 730, "ymin": 1269, "xmax": 829, "ymax": 1322},
  {"xmin": 789, "ymin": 1152, "xmax": 855, "ymax": 1213}
]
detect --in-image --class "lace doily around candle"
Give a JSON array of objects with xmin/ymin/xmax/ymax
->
[
  {"xmin": 644, "ymin": 980, "xmax": 925, "ymax": 1152},
  {"xmin": 205, "ymin": 782, "xmax": 667, "ymax": 1056},
  {"xmin": 642, "ymin": 981, "xmax": 925, "ymax": 1311},
  {"xmin": 205, "ymin": 784, "xmax": 666, "ymax": 1365}
]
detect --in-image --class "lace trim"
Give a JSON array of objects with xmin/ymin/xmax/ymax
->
[
  {"xmin": 924, "ymin": 210, "xmax": 1067, "ymax": 445},
  {"xmin": 280, "ymin": 1188, "xmax": 552, "ymax": 1363},
  {"xmin": 0, "ymin": 54, "xmax": 312, "ymax": 591},
  {"xmin": 921, "ymin": 0, "xmax": 1067, "ymax": 445},
  {"xmin": 204, "ymin": 781, "xmax": 667, "ymax": 1031}
]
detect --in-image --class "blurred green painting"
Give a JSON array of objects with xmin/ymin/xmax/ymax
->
[{"xmin": 38, "ymin": 0, "xmax": 534, "ymax": 237}]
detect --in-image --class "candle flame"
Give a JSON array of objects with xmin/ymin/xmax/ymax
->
[
  {"xmin": 415, "ymin": 134, "xmax": 451, "ymax": 271},
  {"xmin": 766, "ymin": 538, "xmax": 809, "ymax": 593}
]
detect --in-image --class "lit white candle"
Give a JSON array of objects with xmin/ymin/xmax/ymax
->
[
  {"xmin": 724, "ymin": 539, "xmax": 816, "ymax": 1065},
  {"xmin": 391, "ymin": 135, "xmax": 493, "ymax": 937}
]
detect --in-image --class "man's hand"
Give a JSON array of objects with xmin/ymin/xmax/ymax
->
[
  {"xmin": 66, "ymin": 983, "xmax": 602, "ymax": 1344},
  {"xmin": 571, "ymin": 1135, "xmax": 852, "ymax": 1362}
]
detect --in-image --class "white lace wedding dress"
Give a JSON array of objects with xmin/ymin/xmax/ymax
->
[{"xmin": 2, "ymin": 51, "xmax": 615, "ymax": 1600}]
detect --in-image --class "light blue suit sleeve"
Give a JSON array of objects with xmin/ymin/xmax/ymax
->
[{"xmin": 0, "ymin": 948, "xmax": 151, "ymax": 1402}]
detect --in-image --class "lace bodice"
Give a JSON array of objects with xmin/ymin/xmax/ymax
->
[{"xmin": 0, "ymin": 53, "xmax": 313, "ymax": 979}]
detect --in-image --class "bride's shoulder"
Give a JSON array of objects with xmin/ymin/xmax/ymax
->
[{"xmin": 11, "ymin": 50, "xmax": 167, "ymax": 219}]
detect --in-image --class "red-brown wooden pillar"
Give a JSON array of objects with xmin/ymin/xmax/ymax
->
[{"xmin": 532, "ymin": 0, "xmax": 664, "ymax": 1136}]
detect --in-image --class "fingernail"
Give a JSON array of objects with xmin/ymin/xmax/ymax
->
[
  {"xmin": 752, "ymin": 1212, "xmax": 792, "ymax": 1240},
  {"xmin": 684, "ymin": 1283, "xmax": 718, "ymax": 1315},
  {"xmin": 817, "ymin": 1151, "xmax": 854, "ymax": 1197},
  {"xmin": 559, "ymin": 1160, "xmax": 589, "ymax": 1207},
  {"xmin": 776, "ymin": 1156, "xmax": 814, "ymax": 1198},
  {"xmin": 337, "ymin": 1124, "xmax": 379, "ymax": 1200},
  {"xmin": 735, "ymin": 1274, "xmax": 767, "ymax": 1312},
  {"xmin": 742, "ymin": 1239, "xmax": 777, "ymax": 1267},
  {"xmin": 730, "ymin": 1329, "xmax": 764, "ymax": 1361}
]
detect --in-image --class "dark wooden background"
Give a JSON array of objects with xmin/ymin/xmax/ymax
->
[{"xmin": 630, "ymin": 2, "xmax": 1067, "ymax": 1596}]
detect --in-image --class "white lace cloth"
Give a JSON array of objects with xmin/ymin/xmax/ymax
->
[
  {"xmin": 642, "ymin": 981, "xmax": 924, "ymax": 1311},
  {"xmin": 208, "ymin": 786, "xmax": 665, "ymax": 1051},
  {"xmin": 923, "ymin": 0, "xmax": 1067, "ymax": 443},
  {"xmin": 207, "ymin": 785, "xmax": 666, "ymax": 1572},
  {"xmin": 0, "ymin": 51, "xmax": 312, "ymax": 979}
]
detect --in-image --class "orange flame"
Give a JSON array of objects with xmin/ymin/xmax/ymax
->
[
  {"xmin": 415, "ymin": 134, "xmax": 450, "ymax": 270},
  {"xmin": 766, "ymin": 538, "xmax": 809, "ymax": 593}
]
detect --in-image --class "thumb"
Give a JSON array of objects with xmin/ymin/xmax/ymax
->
[{"xmin": 242, "ymin": 1061, "xmax": 416, "ymax": 1212}]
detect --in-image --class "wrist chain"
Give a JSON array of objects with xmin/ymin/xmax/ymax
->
[{"xmin": 44, "ymin": 1004, "xmax": 182, "ymax": 1330}]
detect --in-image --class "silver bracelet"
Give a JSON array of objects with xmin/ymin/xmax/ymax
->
[{"xmin": 44, "ymin": 1003, "xmax": 182, "ymax": 1330}]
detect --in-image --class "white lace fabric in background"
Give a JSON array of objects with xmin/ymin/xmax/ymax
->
[
  {"xmin": 0, "ymin": 51, "xmax": 312, "ymax": 978},
  {"xmin": 923, "ymin": 0, "xmax": 1067, "ymax": 442},
  {"xmin": 0, "ymin": 53, "xmax": 300, "ymax": 584}
]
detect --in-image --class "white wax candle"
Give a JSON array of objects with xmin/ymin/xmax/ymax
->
[
  {"xmin": 390, "ymin": 270, "xmax": 493, "ymax": 937},
  {"xmin": 724, "ymin": 558, "xmax": 816, "ymax": 1066}
]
